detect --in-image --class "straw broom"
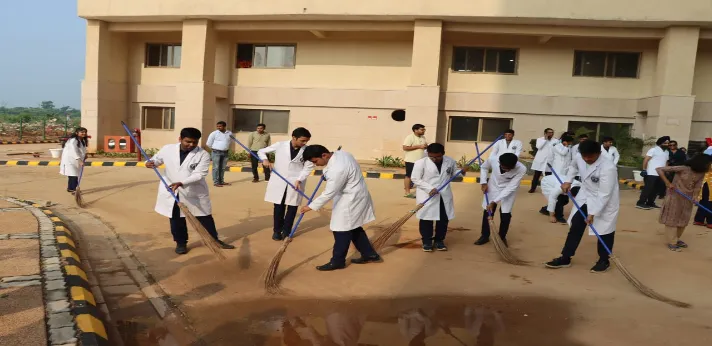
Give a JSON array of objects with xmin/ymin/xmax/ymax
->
[
  {"xmin": 548, "ymin": 163, "xmax": 690, "ymax": 308},
  {"xmin": 371, "ymin": 135, "xmax": 504, "ymax": 251},
  {"xmin": 263, "ymin": 146, "xmax": 341, "ymax": 294},
  {"xmin": 475, "ymin": 142, "xmax": 528, "ymax": 266},
  {"xmin": 120, "ymin": 121, "xmax": 226, "ymax": 261},
  {"xmin": 74, "ymin": 161, "xmax": 85, "ymax": 208}
]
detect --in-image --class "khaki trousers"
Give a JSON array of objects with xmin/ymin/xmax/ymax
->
[{"xmin": 665, "ymin": 226, "xmax": 686, "ymax": 245}]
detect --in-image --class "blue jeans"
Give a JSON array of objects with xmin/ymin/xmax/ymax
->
[{"xmin": 211, "ymin": 151, "xmax": 227, "ymax": 185}]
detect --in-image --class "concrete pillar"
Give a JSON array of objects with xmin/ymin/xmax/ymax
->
[
  {"xmin": 406, "ymin": 20, "xmax": 443, "ymax": 142},
  {"xmin": 81, "ymin": 20, "xmax": 129, "ymax": 151},
  {"xmin": 646, "ymin": 27, "xmax": 700, "ymax": 146}
]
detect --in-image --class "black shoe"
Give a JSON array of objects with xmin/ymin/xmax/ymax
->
[
  {"xmin": 434, "ymin": 241, "xmax": 448, "ymax": 251},
  {"xmin": 590, "ymin": 260, "xmax": 611, "ymax": 273},
  {"xmin": 648, "ymin": 203, "xmax": 661, "ymax": 209},
  {"xmin": 422, "ymin": 244, "xmax": 433, "ymax": 252},
  {"xmin": 474, "ymin": 237, "xmax": 489, "ymax": 246},
  {"xmin": 316, "ymin": 262, "xmax": 346, "ymax": 271},
  {"xmin": 351, "ymin": 255, "xmax": 382, "ymax": 264},
  {"xmin": 216, "ymin": 240, "xmax": 235, "ymax": 249},
  {"xmin": 539, "ymin": 207, "xmax": 550, "ymax": 216},
  {"xmin": 545, "ymin": 256, "xmax": 571, "ymax": 269},
  {"xmin": 635, "ymin": 203, "xmax": 651, "ymax": 210},
  {"xmin": 556, "ymin": 217, "xmax": 567, "ymax": 224},
  {"xmin": 175, "ymin": 245, "xmax": 188, "ymax": 255},
  {"xmin": 528, "ymin": 189, "xmax": 536, "ymax": 193},
  {"xmin": 272, "ymin": 232, "xmax": 283, "ymax": 241}
]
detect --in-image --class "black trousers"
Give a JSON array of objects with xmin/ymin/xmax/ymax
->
[
  {"xmin": 67, "ymin": 176, "xmax": 79, "ymax": 191},
  {"xmin": 694, "ymin": 183, "xmax": 712, "ymax": 224},
  {"xmin": 250, "ymin": 151, "xmax": 271, "ymax": 180},
  {"xmin": 637, "ymin": 175, "xmax": 661, "ymax": 206},
  {"xmin": 529, "ymin": 171, "xmax": 552, "ymax": 191},
  {"xmin": 331, "ymin": 227, "xmax": 378, "ymax": 266},
  {"xmin": 274, "ymin": 189, "xmax": 298, "ymax": 237},
  {"xmin": 169, "ymin": 202, "xmax": 219, "ymax": 245},
  {"xmin": 480, "ymin": 206, "xmax": 512, "ymax": 240},
  {"xmin": 419, "ymin": 199, "xmax": 449, "ymax": 246},
  {"xmin": 560, "ymin": 204, "xmax": 615, "ymax": 262},
  {"xmin": 543, "ymin": 186, "xmax": 579, "ymax": 218}
]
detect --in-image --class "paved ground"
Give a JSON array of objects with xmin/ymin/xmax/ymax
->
[{"xmin": 1, "ymin": 161, "xmax": 712, "ymax": 345}]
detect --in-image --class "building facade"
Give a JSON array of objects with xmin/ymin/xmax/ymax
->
[{"xmin": 79, "ymin": 0, "xmax": 712, "ymax": 161}]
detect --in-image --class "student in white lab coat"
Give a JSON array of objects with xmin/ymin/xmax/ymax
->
[
  {"xmin": 600, "ymin": 136, "xmax": 620, "ymax": 166},
  {"xmin": 59, "ymin": 127, "xmax": 88, "ymax": 193},
  {"xmin": 300, "ymin": 145, "xmax": 381, "ymax": 271},
  {"xmin": 410, "ymin": 143, "xmax": 468, "ymax": 252},
  {"xmin": 258, "ymin": 127, "xmax": 314, "ymax": 241},
  {"xmin": 545, "ymin": 140, "xmax": 619, "ymax": 273},
  {"xmin": 571, "ymin": 134, "xmax": 588, "ymax": 156},
  {"xmin": 474, "ymin": 153, "xmax": 527, "ymax": 247},
  {"xmin": 539, "ymin": 174, "xmax": 581, "ymax": 223},
  {"xmin": 145, "ymin": 127, "xmax": 235, "ymax": 255},
  {"xmin": 528, "ymin": 128, "xmax": 557, "ymax": 193},
  {"xmin": 489, "ymin": 129, "xmax": 523, "ymax": 161},
  {"xmin": 550, "ymin": 134, "xmax": 574, "ymax": 174}
]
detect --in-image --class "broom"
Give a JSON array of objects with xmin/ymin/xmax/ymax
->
[
  {"xmin": 371, "ymin": 134, "xmax": 504, "ymax": 250},
  {"xmin": 673, "ymin": 187, "xmax": 712, "ymax": 215},
  {"xmin": 74, "ymin": 160, "xmax": 85, "ymax": 208},
  {"xmin": 263, "ymin": 146, "xmax": 341, "ymax": 294},
  {"xmin": 548, "ymin": 163, "xmax": 690, "ymax": 308},
  {"xmin": 120, "ymin": 121, "xmax": 226, "ymax": 261},
  {"xmin": 475, "ymin": 142, "xmax": 527, "ymax": 266}
]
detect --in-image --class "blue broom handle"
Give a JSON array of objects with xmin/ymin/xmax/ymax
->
[
  {"xmin": 674, "ymin": 187, "xmax": 712, "ymax": 215},
  {"xmin": 547, "ymin": 163, "xmax": 613, "ymax": 256},
  {"xmin": 474, "ymin": 142, "xmax": 494, "ymax": 217}
]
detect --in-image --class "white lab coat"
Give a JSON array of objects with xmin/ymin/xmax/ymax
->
[
  {"xmin": 551, "ymin": 142, "xmax": 572, "ymax": 176},
  {"xmin": 541, "ymin": 175, "xmax": 581, "ymax": 213},
  {"xmin": 411, "ymin": 156, "xmax": 459, "ymax": 221},
  {"xmin": 149, "ymin": 143, "xmax": 212, "ymax": 218},
  {"xmin": 309, "ymin": 151, "xmax": 375, "ymax": 232},
  {"xmin": 490, "ymin": 139, "xmax": 523, "ymax": 160},
  {"xmin": 480, "ymin": 160, "xmax": 527, "ymax": 213},
  {"xmin": 59, "ymin": 138, "xmax": 87, "ymax": 177},
  {"xmin": 531, "ymin": 137, "xmax": 557, "ymax": 172},
  {"xmin": 258, "ymin": 141, "xmax": 314, "ymax": 206},
  {"xmin": 601, "ymin": 145, "xmax": 620, "ymax": 166},
  {"xmin": 565, "ymin": 155, "xmax": 619, "ymax": 235}
]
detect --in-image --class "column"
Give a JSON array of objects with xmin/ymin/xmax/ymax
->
[{"xmin": 406, "ymin": 20, "xmax": 443, "ymax": 141}]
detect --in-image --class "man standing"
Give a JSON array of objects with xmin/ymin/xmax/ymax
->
[
  {"xmin": 571, "ymin": 134, "xmax": 589, "ymax": 155},
  {"xmin": 403, "ymin": 124, "xmax": 428, "ymax": 198},
  {"xmin": 145, "ymin": 127, "xmax": 235, "ymax": 255},
  {"xmin": 248, "ymin": 123, "xmax": 271, "ymax": 183},
  {"xmin": 489, "ymin": 129, "xmax": 522, "ymax": 161},
  {"xmin": 474, "ymin": 153, "xmax": 527, "ymax": 247},
  {"xmin": 551, "ymin": 135, "xmax": 574, "ymax": 174},
  {"xmin": 529, "ymin": 128, "xmax": 556, "ymax": 193},
  {"xmin": 205, "ymin": 121, "xmax": 232, "ymax": 187},
  {"xmin": 301, "ymin": 145, "xmax": 381, "ymax": 271},
  {"xmin": 600, "ymin": 136, "xmax": 620, "ymax": 166},
  {"xmin": 636, "ymin": 136, "xmax": 670, "ymax": 210},
  {"xmin": 411, "ymin": 143, "xmax": 468, "ymax": 252},
  {"xmin": 545, "ymin": 140, "xmax": 619, "ymax": 273},
  {"xmin": 259, "ymin": 127, "xmax": 314, "ymax": 241}
]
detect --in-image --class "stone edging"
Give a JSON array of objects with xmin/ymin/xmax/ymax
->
[
  {"xmin": 0, "ymin": 140, "xmax": 61, "ymax": 145},
  {"xmin": 619, "ymin": 179, "xmax": 644, "ymax": 190},
  {"xmin": 3, "ymin": 198, "xmax": 109, "ymax": 346}
]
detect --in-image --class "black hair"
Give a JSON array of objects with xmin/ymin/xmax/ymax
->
[
  {"xmin": 499, "ymin": 153, "xmax": 518, "ymax": 168},
  {"xmin": 560, "ymin": 135, "xmax": 574, "ymax": 143},
  {"xmin": 216, "ymin": 121, "xmax": 227, "ymax": 126},
  {"xmin": 544, "ymin": 128, "xmax": 554, "ymax": 133},
  {"xmin": 685, "ymin": 154, "xmax": 711, "ymax": 173},
  {"xmin": 412, "ymin": 124, "xmax": 425, "ymax": 131},
  {"xmin": 578, "ymin": 134, "xmax": 589, "ymax": 139},
  {"xmin": 656, "ymin": 136, "xmax": 670, "ymax": 146},
  {"xmin": 669, "ymin": 140, "xmax": 678, "ymax": 145},
  {"xmin": 578, "ymin": 140, "xmax": 602, "ymax": 155},
  {"xmin": 291, "ymin": 127, "xmax": 311, "ymax": 139},
  {"xmin": 302, "ymin": 145, "xmax": 329, "ymax": 161},
  {"xmin": 504, "ymin": 129, "xmax": 515, "ymax": 135},
  {"xmin": 63, "ymin": 127, "xmax": 88, "ymax": 149},
  {"xmin": 426, "ymin": 143, "xmax": 445, "ymax": 154},
  {"xmin": 601, "ymin": 136, "xmax": 614, "ymax": 143},
  {"xmin": 257, "ymin": 123, "xmax": 266, "ymax": 128},
  {"xmin": 180, "ymin": 127, "xmax": 202, "ymax": 140}
]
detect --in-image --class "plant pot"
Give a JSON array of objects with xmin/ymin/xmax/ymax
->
[
  {"xmin": 49, "ymin": 148, "xmax": 63, "ymax": 159},
  {"xmin": 632, "ymin": 170, "xmax": 643, "ymax": 182}
]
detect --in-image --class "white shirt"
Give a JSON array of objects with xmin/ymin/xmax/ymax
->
[
  {"xmin": 206, "ymin": 130, "xmax": 233, "ymax": 151},
  {"xmin": 601, "ymin": 145, "xmax": 620, "ymax": 166},
  {"xmin": 572, "ymin": 143, "xmax": 580, "ymax": 154},
  {"xmin": 490, "ymin": 139, "xmax": 523, "ymax": 160},
  {"xmin": 645, "ymin": 146, "xmax": 668, "ymax": 176}
]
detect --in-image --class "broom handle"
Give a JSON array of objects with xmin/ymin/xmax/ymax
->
[
  {"xmin": 673, "ymin": 187, "xmax": 712, "ymax": 216},
  {"xmin": 548, "ymin": 163, "xmax": 613, "ymax": 256},
  {"xmin": 230, "ymin": 135, "xmax": 310, "ymax": 200},
  {"xmin": 77, "ymin": 160, "xmax": 85, "ymax": 186},
  {"xmin": 120, "ymin": 121, "xmax": 182, "ymax": 204},
  {"xmin": 286, "ymin": 146, "xmax": 342, "ymax": 239},
  {"xmin": 474, "ymin": 142, "xmax": 495, "ymax": 218}
]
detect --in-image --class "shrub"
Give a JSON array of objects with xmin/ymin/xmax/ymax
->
[
  {"xmin": 457, "ymin": 155, "xmax": 481, "ymax": 172},
  {"xmin": 375, "ymin": 155, "xmax": 405, "ymax": 168}
]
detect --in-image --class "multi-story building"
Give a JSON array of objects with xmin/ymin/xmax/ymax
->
[{"xmin": 78, "ymin": 1, "xmax": 712, "ymax": 160}]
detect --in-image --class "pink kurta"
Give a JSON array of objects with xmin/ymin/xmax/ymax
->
[{"xmin": 657, "ymin": 166, "xmax": 705, "ymax": 228}]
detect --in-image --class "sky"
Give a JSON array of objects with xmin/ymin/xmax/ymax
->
[{"xmin": 0, "ymin": 1, "xmax": 85, "ymax": 109}]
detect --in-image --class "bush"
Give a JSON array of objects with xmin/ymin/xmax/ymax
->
[
  {"xmin": 529, "ymin": 138, "xmax": 537, "ymax": 157},
  {"xmin": 96, "ymin": 148, "xmax": 159, "ymax": 160},
  {"xmin": 375, "ymin": 155, "xmax": 405, "ymax": 168},
  {"xmin": 457, "ymin": 155, "xmax": 481, "ymax": 172}
]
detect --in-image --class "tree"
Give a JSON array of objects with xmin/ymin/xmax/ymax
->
[{"xmin": 40, "ymin": 101, "xmax": 55, "ymax": 110}]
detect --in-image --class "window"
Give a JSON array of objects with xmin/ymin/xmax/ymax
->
[
  {"xmin": 448, "ymin": 117, "xmax": 512, "ymax": 142},
  {"xmin": 233, "ymin": 109, "xmax": 290, "ymax": 134},
  {"xmin": 145, "ymin": 44, "xmax": 181, "ymax": 67},
  {"xmin": 568, "ymin": 121, "xmax": 632, "ymax": 141},
  {"xmin": 236, "ymin": 44, "xmax": 296, "ymax": 69},
  {"xmin": 143, "ymin": 107, "xmax": 175, "ymax": 130},
  {"xmin": 452, "ymin": 47, "xmax": 517, "ymax": 74},
  {"xmin": 573, "ymin": 51, "xmax": 640, "ymax": 78}
]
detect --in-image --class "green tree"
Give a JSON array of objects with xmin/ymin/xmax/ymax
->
[{"xmin": 40, "ymin": 101, "xmax": 55, "ymax": 110}]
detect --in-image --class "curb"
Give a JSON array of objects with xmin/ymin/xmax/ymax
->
[
  {"xmin": 0, "ymin": 140, "xmax": 61, "ymax": 145},
  {"xmin": 619, "ymin": 179, "xmax": 644, "ymax": 190},
  {"xmin": 3, "ymin": 198, "xmax": 110, "ymax": 346}
]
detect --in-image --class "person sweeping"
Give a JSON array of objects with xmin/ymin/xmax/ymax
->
[
  {"xmin": 300, "ymin": 145, "xmax": 381, "ymax": 271},
  {"xmin": 655, "ymin": 154, "xmax": 711, "ymax": 251},
  {"xmin": 59, "ymin": 127, "xmax": 88, "ymax": 194}
]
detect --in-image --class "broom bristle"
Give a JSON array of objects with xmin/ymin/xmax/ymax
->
[
  {"xmin": 74, "ymin": 188, "xmax": 85, "ymax": 208},
  {"xmin": 488, "ymin": 219, "xmax": 528, "ymax": 265},
  {"xmin": 371, "ymin": 204, "xmax": 424, "ymax": 250},
  {"xmin": 179, "ymin": 203, "xmax": 226, "ymax": 261},
  {"xmin": 610, "ymin": 256, "xmax": 690, "ymax": 308},
  {"xmin": 264, "ymin": 238, "xmax": 293, "ymax": 294}
]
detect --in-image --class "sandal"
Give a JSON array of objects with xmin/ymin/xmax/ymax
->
[
  {"xmin": 676, "ymin": 240, "xmax": 688, "ymax": 248},
  {"xmin": 667, "ymin": 244, "xmax": 681, "ymax": 252},
  {"xmin": 404, "ymin": 193, "xmax": 416, "ymax": 199}
]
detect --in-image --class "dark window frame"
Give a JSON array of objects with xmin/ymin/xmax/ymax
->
[
  {"xmin": 451, "ymin": 46, "xmax": 519, "ymax": 74},
  {"xmin": 145, "ymin": 43, "xmax": 182, "ymax": 68},
  {"xmin": 232, "ymin": 108, "xmax": 290, "ymax": 134},
  {"xmin": 142, "ymin": 106, "xmax": 176, "ymax": 130},
  {"xmin": 447, "ymin": 116, "xmax": 513, "ymax": 142},
  {"xmin": 236, "ymin": 43, "xmax": 297, "ymax": 69},
  {"xmin": 572, "ymin": 50, "xmax": 641, "ymax": 79}
]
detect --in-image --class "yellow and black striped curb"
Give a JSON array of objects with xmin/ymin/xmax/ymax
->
[
  {"xmin": 0, "ymin": 140, "xmax": 61, "ymax": 145},
  {"xmin": 7, "ymin": 198, "xmax": 109, "ymax": 346},
  {"xmin": 619, "ymin": 179, "xmax": 644, "ymax": 190}
]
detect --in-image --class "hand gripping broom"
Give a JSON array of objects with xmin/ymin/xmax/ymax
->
[
  {"xmin": 371, "ymin": 135, "xmax": 504, "ymax": 251},
  {"xmin": 120, "ymin": 122, "xmax": 226, "ymax": 261},
  {"xmin": 74, "ymin": 160, "xmax": 86, "ymax": 208},
  {"xmin": 263, "ymin": 146, "xmax": 341, "ymax": 294},
  {"xmin": 475, "ymin": 142, "xmax": 527, "ymax": 265},
  {"xmin": 548, "ymin": 163, "xmax": 690, "ymax": 308}
]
